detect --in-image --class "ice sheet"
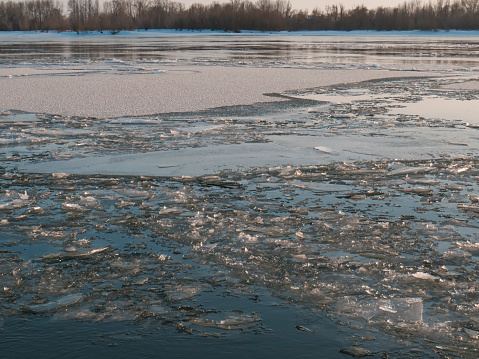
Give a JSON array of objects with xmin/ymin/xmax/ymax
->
[
  {"xmin": 18, "ymin": 126, "xmax": 479, "ymax": 177},
  {"xmin": 441, "ymin": 79, "xmax": 479, "ymax": 90},
  {"xmin": 0, "ymin": 66, "xmax": 425, "ymax": 117}
]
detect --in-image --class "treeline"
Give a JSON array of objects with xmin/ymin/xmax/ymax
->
[{"xmin": 1, "ymin": 0, "xmax": 479, "ymax": 32}]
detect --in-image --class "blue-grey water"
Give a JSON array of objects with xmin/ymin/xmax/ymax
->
[{"xmin": 1, "ymin": 30, "xmax": 479, "ymax": 358}]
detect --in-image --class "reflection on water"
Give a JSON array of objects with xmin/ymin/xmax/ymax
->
[
  {"xmin": 2, "ymin": 31, "xmax": 479, "ymax": 68},
  {"xmin": 393, "ymin": 96, "xmax": 479, "ymax": 125}
]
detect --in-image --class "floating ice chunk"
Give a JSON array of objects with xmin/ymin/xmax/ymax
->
[
  {"xmin": 61, "ymin": 202, "xmax": 84, "ymax": 211},
  {"xmin": 330, "ymin": 113, "xmax": 357, "ymax": 119},
  {"xmin": 400, "ymin": 186, "xmax": 433, "ymax": 194},
  {"xmin": 379, "ymin": 298, "xmax": 423, "ymax": 323},
  {"xmin": 388, "ymin": 166, "xmax": 434, "ymax": 176},
  {"xmin": 109, "ymin": 311, "xmax": 141, "ymax": 322},
  {"xmin": 19, "ymin": 191, "xmax": 28, "ymax": 200},
  {"xmin": 54, "ymin": 309, "xmax": 98, "ymax": 321},
  {"xmin": 337, "ymin": 297, "xmax": 423, "ymax": 324},
  {"xmin": 458, "ymin": 205, "xmax": 479, "ymax": 214},
  {"xmin": 468, "ymin": 195, "xmax": 479, "ymax": 203},
  {"xmin": 445, "ymin": 185, "xmax": 463, "ymax": 191},
  {"xmin": 421, "ymin": 223, "xmax": 438, "ymax": 231},
  {"xmin": 411, "ymin": 272, "xmax": 440, "ymax": 280},
  {"xmin": 405, "ymin": 177, "xmax": 440, "ymax": 185},
  {"xmin": 448, "ymin": 165, "xmax": 471, "ymax": 174},
  {"xmin": 275, "ymin": 166, "xmax": 295, "ymax": 177},
  {"xmin": 79, "ymin": 196, "xmax": 101, "ymax": 209},
  {"xmin": 158, "ymin": 206, "xmax": 184, "ymax": 215},
  {"xmin": 191, "ymin": 314, "xmax": 259, "ymax": 330},
  {"xmin": 143, "ymin": 306, "xmax": 169, "ymax": 320},
  {"xmin": 219, "ymin": 314, "xmax": 259, "ymax": 327},
  {"xmin": 238, "ymin": 232, "xmax": 258, "ymax": 243},
  {"xmin": 113, "ymin": 188, "xmax": 150, "ymax": 198},
  {"xmin": 444, "ymin": 249, "xmax": 472, "ymax": 259},
  {"xmin": 169, "ymin": 129, "xmax": 182, "ymax": 136},
  {"xmin": 199, "ymin": 177, "xmax": 242, "ymax": 189},
  {"xmin": 378, "ymin": 304, "xmax": 397, "ymax": 313},
  {"xmin": 314, "ymin": 146, "xmax": 333, "ymax": 154},
  {"xmin": 360, "ymin": 252, "xmax": 389, "ymax": 259},
  {"xmin": 28, "ymin": 293, "xmax": 83, "ymax": 313},
  {"xmin": 296, "ymin": 325, "xmax": 314, "ymax": 332},
  {"xmin": 292, "ymin": 254, "xmax": 308, "ymax": 262},
  {"xmin": 340, "ymin": 347, "xmax": 371, "ymax": 358},
  {"xmin": 110, "ymin": 260, "xmax": 139, "ymax": 272},
  {"xmin": 52, "ymin": 172, "xmax": 70, "ymax": 179},
  {"xmin": 464, "ymin": 328, "xmax": 479, "ymax": 340},
  {"xmin": 0, "ymin": 198, "xmax": 25, "ymax": 210},
  {"xmin": 433, "ymin": 266, "xmax": 462, "ymax": 277},
  {"xmin": 157, "ymin": 254, "xmax": 170, "ymax": 261},
  {"xmin": 0, "ymin": 189, "xmax": 31, "ymax": 210},
  {"xmin": 295, "ymin": 231, "xmax": 309, "ymax": 240},
  {"xmin": 115, "ymin": 199, "xmax": 135, "ymax": 208},
  {"xmin": 455, "ymin": 241, "xmax": 479, "ymax": 253},
  {"xmin": 349, "ymin": 194, "xmax": 367, "ymax": 200},
  {"xmin": 71, "ymin": 238, "xmax": 91, "ymax": 247},
  {"xmin": 108, "ymin": 117, "xmax": 161, "ymax": 125},
  {"xmin": 38, "ymin": 247, "xmax": 110, "ymax": 263},
  {"xmin": 166, "ymin": 284, "xmax": 202, "ymax": 301}
]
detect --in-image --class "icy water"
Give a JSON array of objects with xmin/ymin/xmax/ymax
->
[{"xmin": 2, "ymin": 30, "xmax": 479, "ymax": 358}]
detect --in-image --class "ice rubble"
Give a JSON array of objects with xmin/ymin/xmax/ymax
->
[
  {"xmin": 1, "ymin": 153, "xmax": 479, "ymax": 355},
  {"xmin": 2, "ymin": 50, "xmax": 479, "ymax": 357}
]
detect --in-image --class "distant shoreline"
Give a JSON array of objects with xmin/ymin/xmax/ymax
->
[
  {"xmin": 2, "ymin": 29, "xmax": 479, "ymax": 37},
  {"xmin": 2, "ymin": 0, "xmax": 479, "ymax": 32}
]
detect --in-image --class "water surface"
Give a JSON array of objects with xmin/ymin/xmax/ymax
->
[{"xmin": 1, "ymin": 31, "xmax": 479, "ymax": 359}]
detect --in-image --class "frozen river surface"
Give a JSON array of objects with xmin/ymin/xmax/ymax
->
[{"xmin": 2, "ymin": 30, "xmax": 479, "ymax": 358}]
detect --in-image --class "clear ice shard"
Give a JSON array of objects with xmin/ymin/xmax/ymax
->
[
  {"xmin": 337, "ymin": 297, "xmax": 423, "ymax": 324},
  {"xmin": 28, "ymin": 293, "xmax": 83, "ymax": 313}
]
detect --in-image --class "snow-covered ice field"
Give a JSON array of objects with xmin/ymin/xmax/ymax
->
[
  {"xmin": 0, "ymin": 65, "xmax": 425, "ymax": 117},
  {"xmin": 2, "ymin": 30, "xmax": 479, "ymax": 358}
]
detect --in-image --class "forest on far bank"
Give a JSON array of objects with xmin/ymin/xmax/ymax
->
[{"xmin": 1, "ymin": 0, "xmax": 479, "ymax": 32}]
